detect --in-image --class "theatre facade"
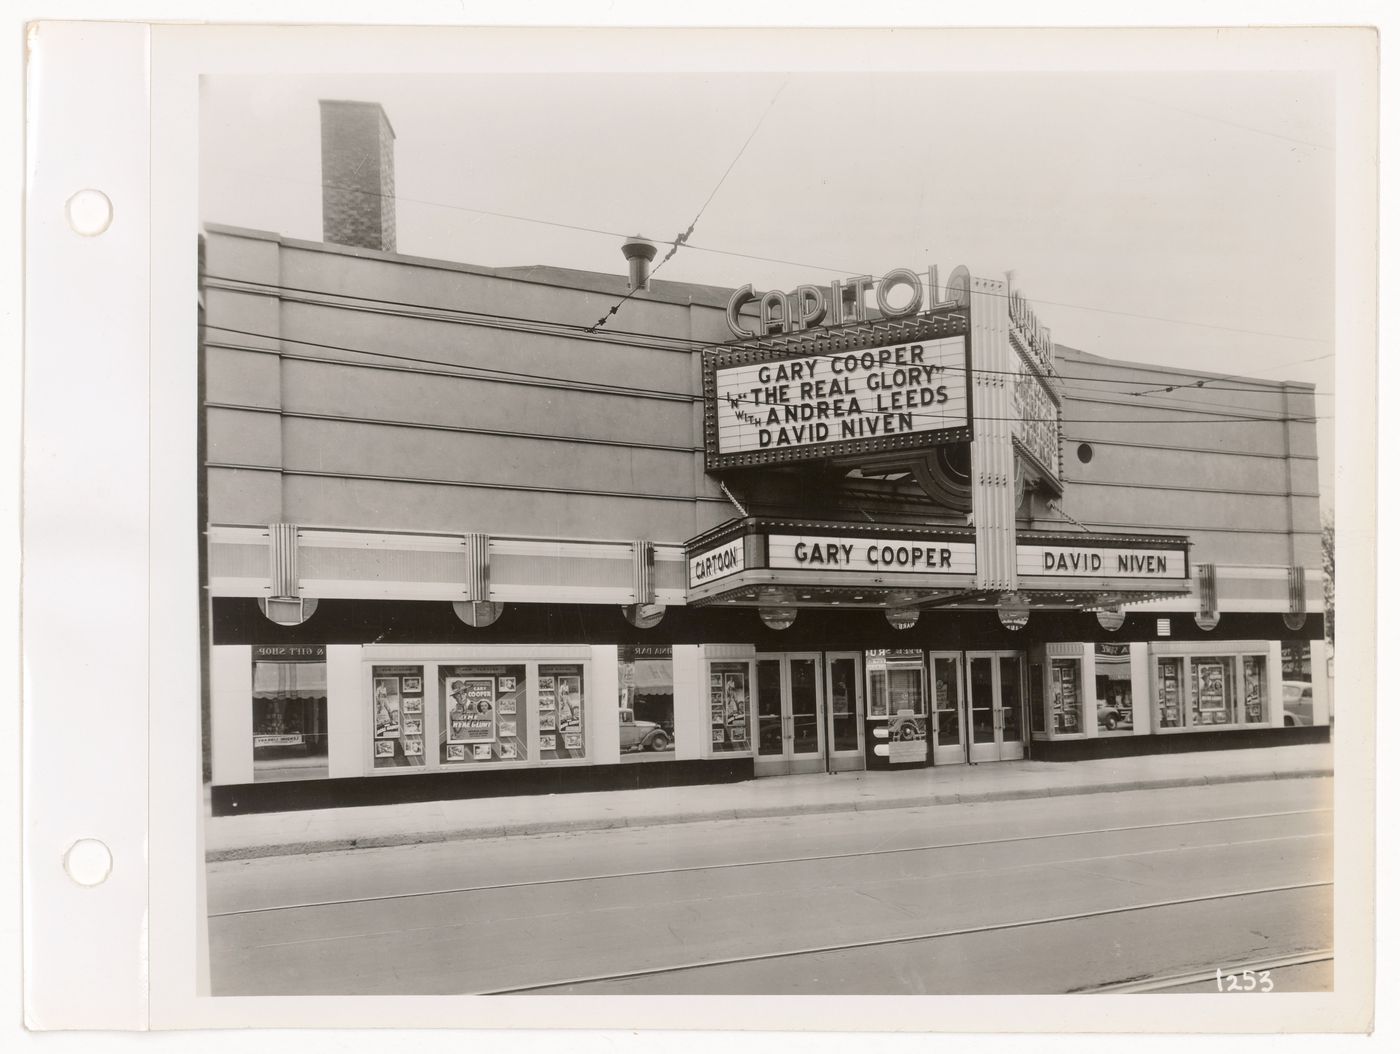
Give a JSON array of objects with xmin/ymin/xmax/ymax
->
[{"xmin": 199, "ymin": 101, "xmax": 1328, "ymax": 815}]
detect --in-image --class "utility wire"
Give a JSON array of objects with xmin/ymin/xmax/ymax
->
[
  {"xmin": 201, "ymin": 326, "xmax": 1329, "ymax": 426},
  {"xmin": 586, "ymin": 79, "xmax": 788, "ymax": 333},
  {"xmin": 202, "ymin": 274, "xmax": 1331, "ymax": 396},
  {"xmin": 211, "ymin": 170, "xmax": 1334, "ymax": 348}
]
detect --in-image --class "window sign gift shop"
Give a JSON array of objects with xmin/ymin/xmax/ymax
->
[{"xmin": 200, "ymin": 105, "xmax": 1329, "ymax": 814}]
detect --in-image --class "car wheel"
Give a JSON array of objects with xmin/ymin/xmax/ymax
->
[
  {"xmin": 648, "ymin": 732, "xmax": 670, "ymax": 751},
  {"xmin": 1104, "ymin": 714, "xmax": 1118, "ymax": 730}
]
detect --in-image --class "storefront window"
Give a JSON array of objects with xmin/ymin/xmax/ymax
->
[
  {"xmin": 1094, "ymin": 644, "xmax": 1133, "ymax": 735},
  {"xmin": 252, "ymin": 646, "xmax": 328, "ymax": 782},
  {"xmin": 538, "ymin": 663, "xmax": 586, "ymax": 760},
  {"xmin": 372, "ymin": 664, "xmax": 425, "ymax": 768},
  {"xmin": 1157, "ymin": 657, "xmax": 1185, "ymax": 728},
  {"xmin": 618, "ymin": 645, "xmax": 675, "ymax": 759},
  {"xmin": 1190, "ymin": 657, "xmax": 1236, "ymax": 726},
  {"xmin": 867, "ymin": 650, "xmax": 927, "ymax": 762},
  {"xmin": 1050, "ymin": 659, "xmax": 1082, "ymax": 734},
  {"xmin": 1242, "ymin": 656, "xmax": 1268, "ymax": 724},
  {"xmin": 438, "ymin": 663, "xmax": 526, "ymax": 764},
  {"xmin": 709, "ymin": 661, "xmax": 752, "ymax": 753}
]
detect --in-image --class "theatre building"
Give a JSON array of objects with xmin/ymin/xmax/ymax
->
[{"xmin": 200, "ymin": 101, "xmax": 1328, "ymax": 814}]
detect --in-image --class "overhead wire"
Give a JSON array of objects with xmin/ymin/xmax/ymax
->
[
  {"xmin": 202, "ymin": 274, "xmax": 1331, "ymax": 396},
  {"xmin": 587, "ymin": 79, "xmax": 789, "ymax": 332},
  {"xmin": 201, "ymin": 325, "xmax": 1329, "ymax": 427},
  {"xmin": 210, "ymin": 171, "xmax": 1335, "ymax": 349}
]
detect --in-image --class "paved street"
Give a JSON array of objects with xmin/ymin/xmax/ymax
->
[{"xmin": 206, "ymin": 777, "xmax": 1332, "ymax": 996}]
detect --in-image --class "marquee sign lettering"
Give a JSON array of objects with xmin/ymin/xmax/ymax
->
[
  {"xmin": 704, "ymin": 331, "xmax": 972, "ymax": 470},
  {"xmin": 1011, "ymin": 353, "xmax": 1061, "ymax": 482},
  {"xmin": 769, "ymin": 533, "xmax": 976, "ymax": 576},
  {"xmin": 688, "ymin": 538, "xmax": 746, "ymax": 589},
  {"xmin": 1017, "ymin": 544, "xmax": 1187, "ymax": 579},
  {"xmin": 726, "ymin": 266, "xmax": 966, "ymax": 339}
]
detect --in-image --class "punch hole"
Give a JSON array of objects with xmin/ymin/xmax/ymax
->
[
  {"xmin": 64, "ymin": 838, "xmax": 112, "ymax": 887},
  {"xmin": 65, "ymin": 189, "xmax": 113, "ymax": 237}
]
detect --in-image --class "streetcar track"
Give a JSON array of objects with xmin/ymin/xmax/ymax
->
[
  {"xmin": 1081, "ymin": 950, "xmax": 1334, "ymax": 993},
  {"xmin": 472, "ymin": 881, "xmax": 1334, "ymax": 995},
  {"xmin": 209, "ymin": 806, "xmax": 1331, "ymax": 918},
  {"xmin": 230, "ymin": 832, "xmax": 1331, "ymax": 949}
]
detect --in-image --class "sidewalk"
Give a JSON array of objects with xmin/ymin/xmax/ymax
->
[{"xmin": 204, "ymin": 741, "xmax": 1333, "ymax": 861}]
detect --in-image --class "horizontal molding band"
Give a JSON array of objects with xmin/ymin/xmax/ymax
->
[
  {"xmin": 1044, "ymin": 518, "xmax": 1323, "ymax": 540},
  {"xmin": 1058, "ymin": 477, "xmax": 1322, "ymax": 500},
  {"xmin": 1065, "ymin": 392, "xmax": 1313, "ymax": 422},
  {"xmin": 206, "ymin": 401, "xmax": 702, "ymax": 455},
  {"xmin": 1057, "ymin": 352, "xmax": 1326, "ymax": 388},
  {"xmin": 203, "ymin": 340, "xmax": 698, "ymax": 404},
  {"xmin": 205, "ymin": 280, "xmax": 703, "ymax": 356},
  {"xmin": 1062, "ymin": 435, "xmax": 1321, "ymax": 464},
  {"xmin": 205, "ymin": 461, "xmax": 731, "ymax": 505}
]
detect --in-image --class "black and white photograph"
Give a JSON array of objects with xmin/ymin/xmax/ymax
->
[
  {"xmin": 193, "ymin": 42, "xmax": 1358, "ymax": 1007},
  {"xmin": 12, "ymin": 11, "xmax": 1385, "ymax": 1044}
]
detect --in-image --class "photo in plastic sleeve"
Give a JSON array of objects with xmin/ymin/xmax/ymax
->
[
  {"xmin": 498, "ymin": 694, "xmax": 516, "ymax": 715},
  {"xmin": 403, "ymin": 736, "xmax": 423, "ymax": 757},
  {"xmin": 402, "ymin": 716, "xmax": 422, "ymax": 736},
  {"xmin": 446, "ymin": 676, "xmax": 495, "ymax": 743},
  {"xmin": 445, "ymin": 743, "xmax": 466, "ymax": 762},
  {"xmin": 499, "ymin": 741, "xmax": 518, "ymax": 760},
  {"xmin": 402, "ymin": 676, "xmax": 422, "ymax": 693},
  {"xmin": 538, "ymin": 734, "xmax": 555, "ymax": 753},
  {"xmin": 403, "ymin": 695, "xmax": 422, "ymax": 715},
  {"xmin": 537, "ymin": 675, "xmax": 555, "ymax": 698},
  {"xmin": 498, "ymin": 719, "xmax": 517, "ymax": 738},
  {"xmin": 373, "ymin": 739, "xmax": 395, "ymax": 759},
  {"xmin": 563, "ymin": 732, "xmax": 583, "ymax": 750},
  {"xmin": 498, "ymin": 676, "xmax": 516, "ymax": 691},
  {"xmin": 539, "ymin": 709, "xmax": 557, "ymax": 732},
  {"xmin": 723, "ymin": 673, "xmax": 747, "ymax": 724},
  {"xmin": 556, "ymin": 675, "xmax": 581, "ymax": 727},
  {"xmin": 373, "ymin": 676, "xmax": 401, "ymax": 738},
  {"xmin": 473, "ymin": 743, "xmax": 492, "ymax": 760}
]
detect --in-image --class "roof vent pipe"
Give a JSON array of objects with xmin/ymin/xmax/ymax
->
[{"xmin": 622, "ymin": 236, "xmax": 658, "ymax": 291}]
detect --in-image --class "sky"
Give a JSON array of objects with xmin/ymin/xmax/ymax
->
[{"xmin": 200, "ymin": 70, "xmax": 1337, "ymax": 510}]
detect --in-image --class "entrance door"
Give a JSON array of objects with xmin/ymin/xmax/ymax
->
[
  {"xmin": 929, "ymin": 652, "xmax": 965, "ymax": 765},
  {"xmin": 965, "ymin": 651, "xmax": 1026, "ymax": 762},
  {"xmin": 824, "ymin": 652, "xmax": 865, "ymax": 772},
  {"xmin": 754, "ymin": 653, "xmax": 827, "ymax": 777}
]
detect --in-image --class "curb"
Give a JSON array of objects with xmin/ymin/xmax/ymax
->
[{"xmin": 205, "ymin": 767, "xmax": 1332, "ymax": 863}]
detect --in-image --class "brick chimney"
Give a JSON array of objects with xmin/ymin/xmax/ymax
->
[{"xmin": 319, "ymin": 100, "xmax": 397, "ymax": 252}]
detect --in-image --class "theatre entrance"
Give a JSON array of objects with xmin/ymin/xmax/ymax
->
[
  {"xmin": 965, "ymin": 651, "xmax": 1027, "ymax": 762},
  {"xmin": 754, "ymin": 652, "xmax": 866, "ymax": 777}
]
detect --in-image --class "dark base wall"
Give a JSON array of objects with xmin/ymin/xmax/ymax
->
[
  {"xmin": 212, "ymin": 597, "xmax": 1323, "ymax": 652},
  {"xmin": 212, "ymin": 756, "xmax": 755, "ymax": 816},
  {"xmin": 1030, "ymin": 723, "xmax": 1331, "ymax": 761}
]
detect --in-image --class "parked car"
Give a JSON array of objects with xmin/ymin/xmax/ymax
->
[
  {"xmin": 618, "ymin": 709, "xmax": 672, "ymax": 751},
  {"xmin": 1097, "ymin": 704, "xmax": 1124, "ymax": 730},
  {"xmin": 1282, "ymin": 681, "xmax": 1314, "ymax": 726}
]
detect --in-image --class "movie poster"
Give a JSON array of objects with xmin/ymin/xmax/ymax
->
[
  {"xmin": 556, "ymin": 676, "xmax": 582, "ymax": 730},
  {"xmin": 445, "ymin": 676, "xmax": 495, "ymax": 743},
  {"xmin": 1196, "ymin": 661, "xmax": 1226, "ymax": 723},
  {"xmin": 373, "ymin": 677, "xmax": 401, "ymax": 739}
]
